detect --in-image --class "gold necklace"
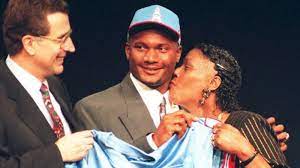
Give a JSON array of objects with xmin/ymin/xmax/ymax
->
[{"xmin": 217, "ymin": 112, "xmax": 224, "ymax": 121}]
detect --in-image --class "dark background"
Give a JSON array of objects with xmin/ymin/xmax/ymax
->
[{"xmin": 1, "ymin": 0, "xmax": 299, "ymax": 167}]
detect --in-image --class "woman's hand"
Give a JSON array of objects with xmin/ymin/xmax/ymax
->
[
  {"xmin": 212, "ymin": 123, "xmax": 272, "ymax": 168},
  {"xmin": 212, "ymin": 123, "xmax": 256, "ymax": 161},
  {"xmin": 152, "ymin": 110, "xmax": 198, "ymax": 147}
]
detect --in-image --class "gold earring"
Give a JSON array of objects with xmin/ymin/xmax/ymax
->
[{"xmin": 199, "ymin": 89, "xmax": 211, "ymax": 105}]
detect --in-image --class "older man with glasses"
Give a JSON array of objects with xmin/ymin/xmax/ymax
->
[{"xmin": 0, "ymin": 0, "xmax": 93, "ymax": 168}]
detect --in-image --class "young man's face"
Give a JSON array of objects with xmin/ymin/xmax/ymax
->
[{"xmin": 125, "ymin": 29, "xmax": 181, "ymax": 93}]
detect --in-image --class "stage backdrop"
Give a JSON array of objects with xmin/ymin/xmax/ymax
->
[{"xmin": 0, "ymin": 0, "xmax": 299, "ymax": 167}]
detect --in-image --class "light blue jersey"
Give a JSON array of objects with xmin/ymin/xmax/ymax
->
[{"xmin": 66, "ymin": 118, "xmax": 228, "ymax": 168}]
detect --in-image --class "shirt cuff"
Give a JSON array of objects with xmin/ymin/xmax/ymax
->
[{"xmin": 146, "ymin": 133, "xmax": 158, "ymax": 150}]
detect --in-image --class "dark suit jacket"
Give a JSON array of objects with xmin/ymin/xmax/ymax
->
[
  {"xmin": 74, "ymin": 74, "xmax": 156, "ymax": 153},
  {"xmin": 0, "ymin": 61, "xmax": 78, "ymax": 168}
]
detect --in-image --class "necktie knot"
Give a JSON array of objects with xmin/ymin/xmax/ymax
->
[{"xmin": 40, "ymin": 83, "xmax": 49, "ymax": 95}]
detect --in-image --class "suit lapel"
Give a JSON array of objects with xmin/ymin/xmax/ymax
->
[
  {"xmin": 16, "ymin": 88, "xmax": 57, "ymax": 144},
  {"xmin": 48, "ymin": 79, "xmax": 77, "ymax": 131},
  {"xmin": 0, "ymin": 62, "xmax": 57, "ymax": 144},
  {"xmin": 118, "ymin": 74, "xmax": 156, "ymax": 140}
]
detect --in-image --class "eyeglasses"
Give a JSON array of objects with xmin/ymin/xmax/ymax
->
[{"xmin": 37, "ymin": 29, "xmax": 72, "ymax": 48}]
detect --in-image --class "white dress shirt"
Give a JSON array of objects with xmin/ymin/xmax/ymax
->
[
  {"xmin": 130, "ymin": 73, "xmax": 179, "ymax": 149},
  {"xmin": 6, "ymin": 56, "xmax": 72, "ymax": 135}
]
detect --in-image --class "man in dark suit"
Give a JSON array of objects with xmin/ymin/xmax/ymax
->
[
  {"xmin": 0, "ymin": 0, "xmax": 93, "ymax": 167},
  {"xmin": 74, "ymin": 5, "xmax": 289, "ymax": 153}
]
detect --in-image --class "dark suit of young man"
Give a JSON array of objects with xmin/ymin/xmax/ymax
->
[{"xmin": 74, "ymin": 74, "xmax": 156, "ymax": 152}]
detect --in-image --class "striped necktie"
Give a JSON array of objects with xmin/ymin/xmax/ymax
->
[
  {"xmin": 40, "ymin": 83, "xmax": 65, "ymax": 138},
  {"xmin": 159, "ymin": 96, "xmax": 166, "ymax": 120}
]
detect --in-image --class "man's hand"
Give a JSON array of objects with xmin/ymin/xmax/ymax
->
[
  {"xmin": 55, "ymin": 130, "xmax": 94, "ymax": 162},
  {"xmin": 152, "ymin": 110, "xmax": 198, "ymax": 147},
  {"xmin": 267, "ymin": 117, "xmax": 289, "ymax": 152}
]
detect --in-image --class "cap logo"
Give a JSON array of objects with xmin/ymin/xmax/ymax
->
[
  {"xmin": 128, "ymin": 5, "xmax": 181, "ymax": 44},
  {"xmin": 151, "ymin": 6, "xmax": 162, "ymax": 22}
]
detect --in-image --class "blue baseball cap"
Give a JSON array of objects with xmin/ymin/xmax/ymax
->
[{"xmin": 128, "ymin": 5, "xmax": 181, "ymax": 44}]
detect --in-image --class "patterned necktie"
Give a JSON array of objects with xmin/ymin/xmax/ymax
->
[
  {"xmin": 40, "ymin": 83, "xmax": 65, "ymax": 138},
  {"xmin": 159, "ymin": 96, "xmax": 166, "ymax": 120}
]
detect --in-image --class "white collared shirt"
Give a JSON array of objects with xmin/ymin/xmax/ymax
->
[
  {"xmin": 130, "ymin": 73, "xmax": 179, "ymax": 149},
  {"xmin": 6, "ymin": 56, "xmax": 72, "ymax": 135},
  {"xmin": 130, "ymin": 73, "xmax": 179, "ymax": 127}
]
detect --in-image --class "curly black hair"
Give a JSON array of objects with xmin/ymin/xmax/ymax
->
[{"xmin": 194, "ymin": 43, "xmax": 242, "ymax": 112}]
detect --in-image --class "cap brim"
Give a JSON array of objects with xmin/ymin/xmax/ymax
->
[{"xmin": 128, "ymin": 22, "xmax": 180, "ymax": 43}]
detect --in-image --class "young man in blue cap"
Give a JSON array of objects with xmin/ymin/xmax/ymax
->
[
  {"xmin": 74, "ymin": 5, "xmax": 197, "ymax": 152},
  {"xmin": 74, "ymin": 5, "xmax": 289, "ymax": 152}
]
